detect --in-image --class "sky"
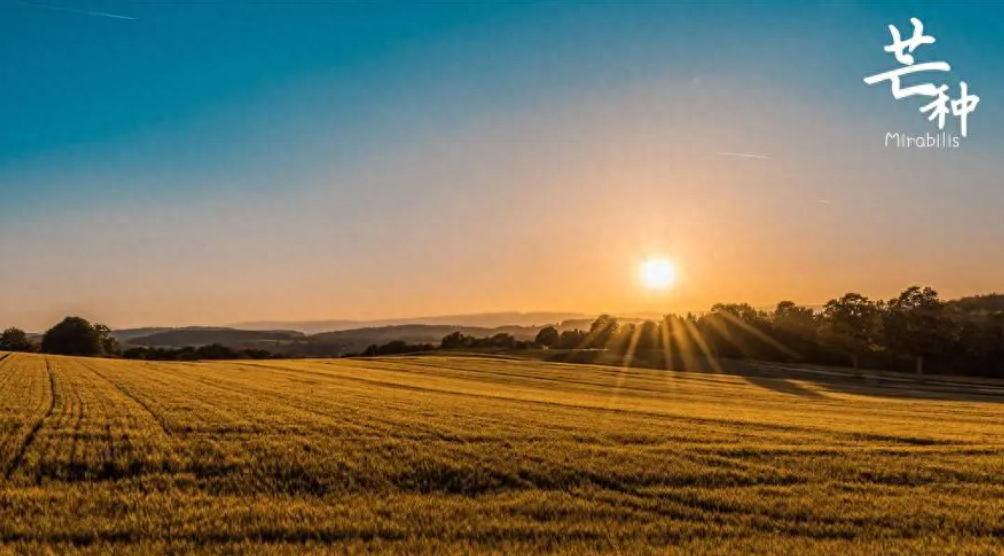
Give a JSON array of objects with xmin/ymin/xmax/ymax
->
[{"xmin": 1, "ymin": 1, "xmax": 1003, "ymax": 330}]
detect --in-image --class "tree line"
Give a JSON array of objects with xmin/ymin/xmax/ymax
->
[
  {"xmin": 3, "ymin": 286, "xmax": 1002, "ymax": 377},
  {"xmin": 2, "ymin": 317, "xmax": 120, "ymax": 357},
  {"xmin": 0, "ymin": 317, "xmax": 277, "ymax": 361},
  {"xmin": 121, "ymin": 345, "xmax": 278, "ymax": 361},
  {"xmin": 520, "ymin": 287, "xmax": 1004, "ymax": 377}
]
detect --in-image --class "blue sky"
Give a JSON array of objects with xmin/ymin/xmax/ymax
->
[{"xmin": 1, "ymin": 1, "xmax": 1002, "ymax": 328}]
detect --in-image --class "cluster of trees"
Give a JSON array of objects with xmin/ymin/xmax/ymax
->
[
  {"xmin": 122, "ymin": 344, "xmax": 277, "ymax": 361},
  {"xmin": 359, "ymin": 340, "xmax": 437, "ymax": 357},
  {"xmin": 532, "ymin": 327, "xmax": 590, "ymax": 350},
  {"xmin": 43, "ymin": 317, "xmax": 121, "ymax": 356},
  {"xmin": 0, "ymin": 327, "xmax": 34, "ymax": 352},
  {"xmin": 1, "ymin": 317, "xmax": 121, "ymax": 357},
  {"xmin": 527, "ymin": 287, "xmax": 1004, "ymax": 377},
  {"xmin": 1, "ymin": 317, "xmax": 280, "ymax": 361},
  {"xmin": 358, "ymin": 331, "xmax": 543, "ymax": 357},
  {"xmin": 3, "ymin": 287, "xmax": 1002, "ymax": 377}
]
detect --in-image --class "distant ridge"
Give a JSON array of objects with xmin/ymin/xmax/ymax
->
[
  {"xmin": 228, "ymin": 312, "xmax": 590, "ymax": 335},
  {"xmin": 117, "ymin": 327, "xmax": 305, "ymax": 347}
]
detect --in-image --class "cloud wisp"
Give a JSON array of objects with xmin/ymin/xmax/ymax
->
[{"xmin": 17, "ymin": 1, "xmax": 137, "ymax": 21}]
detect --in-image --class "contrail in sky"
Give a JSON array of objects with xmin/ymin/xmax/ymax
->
[
  {"xmin": 715, "ymin": 151, "xmax": 770, "ymax": 160},
  {"xmin": 17, "ymin": 1, "xmax": 137, "ymax": 20}
]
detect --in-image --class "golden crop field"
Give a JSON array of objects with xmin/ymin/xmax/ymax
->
[{"xmin": 1, "ymin": 351, "xmax": 1004, "ymax": 555}]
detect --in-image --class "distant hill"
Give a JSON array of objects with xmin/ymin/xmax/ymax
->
[
  {"xmin": 230, "ymin": 312, "xmax": 588, "ymax": 335},
  {"xmin": 124, "ymin": 327, "xmax": 305, "ymax": 348},
  {"xmin": 557, "ymin": 317, "xmax": 653, "ymax": 331},
  {"xmin": 229, "ymin": 320, "xmax": 362, "ymax": 335},
  {"xmin": 111, "ymin": 327, "xmax": 175, "ymax": 342},
  {"xmin": 305, "ymin": 324, "xmax": 542, "ymax": 355},
  {"xmin": 113, "ymin": 316, "xmax": 653, "ymax": 356},
  {"xmin": 80, "ymin": 295, "xmax": 1004, "ymax": 356},
  {"xmin": 119, "ymin": 324, "xmax": 543, "ymax": 356}
]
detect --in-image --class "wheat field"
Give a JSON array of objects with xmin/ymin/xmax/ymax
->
[{"xmin": 1, "ymin": 351, "xmax": 1003, "ymax": 554}]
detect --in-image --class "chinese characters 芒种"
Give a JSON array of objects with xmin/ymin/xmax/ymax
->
[{"xmin": 864, "ymin": 17, "xmax": 979, "ymax": 137}]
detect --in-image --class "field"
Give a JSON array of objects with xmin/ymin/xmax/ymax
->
[{"xmin": 1, "ymin": 351, "xmax": 1004, "ymax": 554}]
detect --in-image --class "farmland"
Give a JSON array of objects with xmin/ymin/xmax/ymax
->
[{"xmin": 1, "ymin": 351, "xmax": 1004, "ymax": 554}]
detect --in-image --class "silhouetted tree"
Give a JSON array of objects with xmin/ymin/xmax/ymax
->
[
  {"xmin": 700, "ymin": 303, "xmax": 772, "ymax": 359},
  {"xmin": 953, "ymin": 314, "xmax": 1004, "ymax": 378},
  {"xmin": 555, "ymin": 329, "xmax": 587, "ymax": 349},
  {"xmin": 636, "ymin": 321, "xmax": 659, "ymax": 351},
  {"xmin": 362, "ymin": 340, "xmax": 436, "ymax": 357},
  {"xmin": 610, "ymin": 323, "xmax": 635, "ymax": 354},
  {"xmin": 122, "ymin": 344, "xmax": 278, "ymax": 361},
  {"xmin": 41, "ymin": 317, "xmax": 104, "ymax": 356},
  {"xmin": 772, "ymin": 301, "xmax": 819, "ymax": 361},
  {"xmin": 655, "ymin": 315, "xmax": 690, "ymax": 366},
  {"xmin": 820, "ymin": 293, "xmax": 879, "ymax": 368},
  {"xmin": 534, "ymin": 326, "xmax": 560, "ymax": 348},
  {"xmin": 586, "ymin": 315, "xmax": 619, "ymax": 349},
  {"xmin": 440, "ymin": 331, "xmax": 469, "ymax": 350},
  {"xmin": 883, "ymin": 286, "xmax": 954, "ymax": 374},
  {"xmin": 93, "ymin": 324, "xmax": 121, "ymax": 356},
  {"xmin": 0, "ymin": 327, "xmax": 34, "ymax": 352},
  {"xmin": 490, "ymin": 333, "xmax": 517, "ymax": 349}
]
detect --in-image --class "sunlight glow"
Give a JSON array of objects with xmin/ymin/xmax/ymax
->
[{"xmin": 639, "ymin": 257, "xmax": 677, "ymax": 291}]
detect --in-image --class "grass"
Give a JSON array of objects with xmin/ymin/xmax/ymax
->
[{"xmin": 1, "ymin": 351, "xmax": 1004, "ymax": 554}]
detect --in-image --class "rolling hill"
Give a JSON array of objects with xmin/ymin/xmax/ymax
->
[
  {"xmin": 122, "ymin": 327, "xmax": 305, "ymax": 347},
  {"xmin": 229, "ymin": 312, "xmax": 589, "ymax": 334}
]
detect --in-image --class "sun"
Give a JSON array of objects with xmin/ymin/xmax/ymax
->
[{"xmin": 639, "ymin": 257, "xmax": 677, "ymax": 291}]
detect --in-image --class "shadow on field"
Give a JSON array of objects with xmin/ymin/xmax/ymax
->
[
  {"xmin": 807, "ymin": 377, "xmax": 1004, "ymax": 404},
  {"xmin": 741, "ymin": 361, "xmax": 1004, "ymax": 404},
  {"xmin": 541, "ymin": 350, "xmax": 1004, "ymax": 404}
]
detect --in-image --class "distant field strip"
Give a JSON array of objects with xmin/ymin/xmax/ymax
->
[{"xmin": 1, "ymin": 352, "xmax": 1004, "ymax": 554}]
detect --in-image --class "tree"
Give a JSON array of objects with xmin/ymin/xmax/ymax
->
[
  {"xmin": 883, "ymin": 286, "xmax": 955, "ymax": 374},
  {"xmin": 362, "ymin": 340, "xmax": 435, "ymax": 357},
  {"xmin": 555, "ymin": 329, "xmax": 587, "ymax": 349},
  {"xmin": 772, "ymin": 301, "xmax": 819, "ymax": 361},
  {"xmin": 489, "ymin": 332, "xmax": 516, "ymax": 349},
  {"xmin": 820, "ymin": 293, "xmax": 879, "ymax": 368},
  {"xmin": 610, "ymin": 323, "xmax": 635, "ymax": 354},
  {"xmin": 534, "ymin": 326, "xmax": 560, "ymax": 348},
  {"xmin": 955, "ymin": 313, "xmax": 1004, "ymax": 378},
  {"xmin": 93, "ymin": 324, "xmax": 121, "ymax": 356},
  {"xmin": 700, "ymin": 303, "xmax": 772, "ymax": 359},
  {"xmin": 657, "ymin": 315, "xmax": 689, "ymax": 364},
  {"xmin": 635, "ymin": 321, "xmax": 659, "ymax": 351},
  {"xmin": 40, "ymin": 317, "xmax": 104, "ymax": 356},
  {"xmin": 955, "ymin": 317, "xmax": 1004, "ymax": 378},
  {"xmin": 774, "ymin": 301, "xmax": 817, "ymax": 334},
  {"xmin": 440, "ymin": 331, "xmax": 469, "ymax": 350},
  {"xmin": 586, "ymin": 315, "xmax": 619, "ymax": 349},
  {"xmin": 0, "ymin": 327, "xmax": 34, "ymax": 352}
]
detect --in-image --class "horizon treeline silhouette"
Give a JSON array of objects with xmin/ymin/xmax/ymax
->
[
  {"xmin": 436, "ymin": 286, "xmax": 1004, "ymax": 378},
  {"xmin": 551, "ymin": 287, "xmax": 1002, "ymax": 377},
  {"xmin": 3, "ymin": 286, "xmax": 1003, "ymax": 378}
]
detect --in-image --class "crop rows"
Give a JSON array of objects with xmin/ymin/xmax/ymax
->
[{"xmin": 1, "ymin": 351, "xmax": 1003, "ymax": 554}]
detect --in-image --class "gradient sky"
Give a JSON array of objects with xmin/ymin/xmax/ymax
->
[{"xmin": 1, "ymin": 1, "xmax": 1003, "ymax": 330}]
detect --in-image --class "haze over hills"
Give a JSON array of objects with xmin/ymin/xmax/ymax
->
[
  {"xmin": 115, "ymin": 327, "xmax": 305, "ymax": 348},
  {"xmin": 116, "ymin": 324, "xmax": 558, "ymax": 356},
  {"xmin": 112, "ymin": 319, "xmax": 662, "ymax": 357},
  {"xmin": 228, "ymin": 312, "xmax": 592, "ymax": 335},
  {"xmin": 103, "ymin": 312, "xmax": 623, "ymax": 355},
  {"xmin": 97, "ymin": 294, "xmax": 1004, "ymax": 358}
]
